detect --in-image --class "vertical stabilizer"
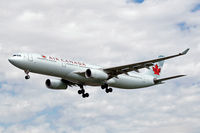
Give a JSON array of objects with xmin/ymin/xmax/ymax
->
[{"xmin": 145, "ymin": 55, "xmax": 164, "ymax": 78}]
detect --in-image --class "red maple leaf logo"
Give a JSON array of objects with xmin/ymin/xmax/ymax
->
[
  {"xmin": 152, "ymin": 64, "xmax": 161, "ymax": 75},
  {"xmin": 42, "ymin": 55, "xmax": 46, "ymax": 58}
]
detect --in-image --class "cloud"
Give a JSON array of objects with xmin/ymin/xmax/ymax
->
[
  {"xmin": 127, "ymin": 0, "xmax": 144, "ymax": 4},
  {"xmin": 191, "ymin": 4, "xmax": 200, "ymax": 12},
  {"xmin": 177, "ymin": 22, "xmax": 197, "ymax": 31},
  {"xmin": 0, "ymin": 0, "xmax": 200, "ymax": 133},
  {"xmin": 17, "ymin": 11, "xmax": 44, "ymax": 22}
]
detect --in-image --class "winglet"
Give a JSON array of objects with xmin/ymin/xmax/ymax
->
[{"xmin": 181, "ymin": 48, "xmax": 190, "ymax": 55}]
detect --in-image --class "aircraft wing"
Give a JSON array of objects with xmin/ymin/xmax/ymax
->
[
  {"xmin": 104, "ymin": 48, "xmax": 189, "ymax": 79},
  {"xmin": 61, "ymin": 79, "xmax": 77, "ymax": 87}
]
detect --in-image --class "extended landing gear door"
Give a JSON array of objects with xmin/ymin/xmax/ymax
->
[{"xmin": 28, "ymin": 54, "xmax": 33, "ymax": 62}]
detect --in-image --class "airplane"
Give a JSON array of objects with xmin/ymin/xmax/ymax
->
[{"xmin": 8, "ymin": 48, "xmax": 189, "ymax": 98}]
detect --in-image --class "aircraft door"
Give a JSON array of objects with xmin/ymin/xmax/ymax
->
[{"xmin": 28, "ymin": 54, "xmax": 33, "ymax": 62}]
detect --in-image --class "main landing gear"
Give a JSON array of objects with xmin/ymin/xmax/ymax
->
[
  {"xmin": 101, "ymin": 84, "xmax": 113, "ymax": 93},
  {"xmin": 77, "ymin": 84, "xmax": 112, "ymax": 98},
  {"xmin": 78, "ymin": 85, "xmax": 89, "ymax": 98},
  {"xmin": 24, "ymin": 70, "xmax": 30, "ymax": 80}
]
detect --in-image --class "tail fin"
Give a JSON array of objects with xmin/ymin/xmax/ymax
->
[{"xmin": 145, "ymin": 55, "xmax": 164, "ymax": 78}]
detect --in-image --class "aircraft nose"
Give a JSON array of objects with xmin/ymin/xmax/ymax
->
[
  {"xmin": 8, "ymin": 55, "xmax": 25, "ymax": 69},
  {"xmin": 8, "ymin": 57, "xmax": 16, "ymax": 65}
]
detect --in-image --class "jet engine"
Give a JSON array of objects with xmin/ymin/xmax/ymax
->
[
  {"xmin": 45, "ymin": 79, "xmax": 68, "ymax": 90},
  {"xmin": 85, "ymin": 69, "xmax": 108, "ymax": 80}
]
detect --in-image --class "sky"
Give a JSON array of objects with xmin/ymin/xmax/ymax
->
[{"xmin": 0, "ymin": 0, "xmax": 200, "ymax": 133}]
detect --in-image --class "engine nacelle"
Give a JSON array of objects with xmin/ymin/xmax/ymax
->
[
  {"xmin": 85, "ymin": 69, "xmax": 108, "ymax": 80},
  {"xmin": 45, "ymin": 79, "xmax": 68, "ymax": 90}
]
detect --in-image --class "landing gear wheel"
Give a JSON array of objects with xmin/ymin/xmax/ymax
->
[
  {"xmin": 101, "ymin": 84, "xmax": 108, "ymax": 89},
  {"xmin": 109, "ymin": 88, "xmax": 113, "ymax": 92},
  {"xmin": 82, "ymin": 93, "xmax": 89, "ymax": 98},
  {"xmin": 85, "ymin": 93, "xmax": 89, "ymax": 97},
  {"xmin": 106, "ymin": 88, "xmax": 110, "ymax": 93},
  {"xmin": 25, "ymin": 75, "xmax": 30, "ymax": 80},
  {"xmin": 78, "ymin": 90, "xmax": 82, "ymax": 94},
  {"xmin": 84, "ymin": 93, "xmax": 89, "ymax": 97},
  {"xmin": 105, "ymin": 88, "xmax": 113, "ymax": 93}
]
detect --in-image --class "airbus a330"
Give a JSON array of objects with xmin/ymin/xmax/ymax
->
[{"xmin": 8, "ymin": 49, "xmax": 189, "ymax": 98}]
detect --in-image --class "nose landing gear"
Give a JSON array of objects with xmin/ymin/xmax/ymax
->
[
  {"xmin": 25, "ymin": 75, "xmax": 30, "ymax": 80},
  {"xmin": 24, "ymin": 70, "xmax": 30, "ymax": 80}
]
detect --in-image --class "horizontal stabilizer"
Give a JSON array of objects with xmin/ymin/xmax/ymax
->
[{"xmin": 154, "ymin": 75, "xmax": 186, "ymax": 84}]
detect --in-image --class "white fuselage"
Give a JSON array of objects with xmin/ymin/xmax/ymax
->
[{"xmin": 8, "ymin": 53, "xmax": 155, "ymax": 89}]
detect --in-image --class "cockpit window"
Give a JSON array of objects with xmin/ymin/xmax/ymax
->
[{"xmin": 13, "ymin": 54, "xmax": 21, "ymax": 57}]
